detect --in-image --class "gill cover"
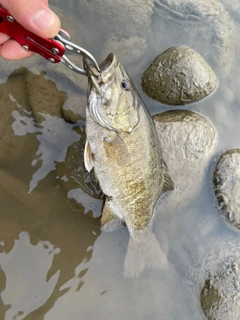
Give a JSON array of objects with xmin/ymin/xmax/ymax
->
[{"xmin": 85, "ymin": 53, "xmax": 140, "ymax": 133}]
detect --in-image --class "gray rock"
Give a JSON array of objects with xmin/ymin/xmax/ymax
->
[
  {"xmin": 213, "ymin": 149, "xmax": 240, "ymax": 231},
  {"xmin": 55, "ymin": 137, "xmax": 101, "ymax": 203},
  {"xmin": 184, "ymin": 237, "xmax": 240, "ymax": 320},
  {"xmin": 200, "ymin": 256, "xmax": 240, "ymax": 320},
  {"xmin": 62, "ymin": 96, "xmax": 86, "ymax": 123},
  {"xmin": 142, "ymin": 45, "xmax": 217, "ymax": 105},
  {"xmin": 153, "ymin": 109, "xmax": 216, "ymax": 210},
  {"xmin": 26, "ymin": 70, "xmax": 67, "ymax": 123},
  {"xmin": 0, "ymin": 68, "xmax": 37, "ymax": 165}
]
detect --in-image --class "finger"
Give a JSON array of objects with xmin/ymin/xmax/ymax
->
[
  {"xmin": 0, "ymin": 0, "xmax": 61, "ymax": 38},
  {"xmin": 0, "ymin": 33, "xmax": 34, "ymax": 60},
  {"xmin": 0, "ymin": 33, "xmax": 11, "ymax": 44},
  {"xmin": 0, "ymin": 39, "xmax": 34, "ymax": 60}
]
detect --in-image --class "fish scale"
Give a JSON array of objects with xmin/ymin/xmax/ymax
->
[{"xmin": 84, "ymin": 53, "xmax": 174, "ymax": 276}]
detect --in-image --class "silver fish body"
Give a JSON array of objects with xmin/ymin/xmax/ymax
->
[{"xmin": 84, "ymin": 53, "xmax": 174, "ymax": 276}]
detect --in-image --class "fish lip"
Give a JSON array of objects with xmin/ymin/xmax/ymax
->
[
  {"xmin": 99, "ymin": 53, "xmax": 115, "ymax": 73},
  {"xmin": 83, "ymin": 53, "xmax": 117, "ymax": 90},
  {"xmin": 83, "ymin": 52, "xmax": 115, "ymax": 74}
]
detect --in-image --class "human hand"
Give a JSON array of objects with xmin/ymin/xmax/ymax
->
[{"xmin": 0, "ymin": 0, "xmax": 60, "ymax": 60}]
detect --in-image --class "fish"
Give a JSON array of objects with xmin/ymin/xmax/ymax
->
[{"xmin": 83, "ymin": 53, "xmax": 174, "ymax": 277}]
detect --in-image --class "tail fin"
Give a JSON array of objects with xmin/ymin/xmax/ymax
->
[{"xmin": 124, "ymin": 228, "xmax": 168, "ymax": 277}]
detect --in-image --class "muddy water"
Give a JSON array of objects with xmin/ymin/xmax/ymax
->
[{"xmin": 0, "ymin": 1, "xmax": 240, "ymax": 319}]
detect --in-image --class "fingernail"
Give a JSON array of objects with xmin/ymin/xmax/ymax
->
[{"xmin": 32, "ymin": 9, "xmax": 56, "ymax": 29}]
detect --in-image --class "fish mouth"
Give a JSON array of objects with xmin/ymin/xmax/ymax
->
[
  {"xmin": 83, "ymin": 52, "xmax": 115, "ymax": 74},
  {"xmin": 83, "ymin": 53, "xmax": 117, "ymax": 91},
  {"xmin": 84, "ymin": 53, "xmax": 119, "ymax": 131},
  {"xmin": 99, "ymin": 53, "xmax": 114, "ymax": 73}
]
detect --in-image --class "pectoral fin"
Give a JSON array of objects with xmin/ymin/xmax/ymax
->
[
  {"xmin": 101, "ymin": 199, "xmax": 123, "ymax": 232},
  {"xmin": 103, "ymin": 131, "xmax": 130, "ymax": 166},
  {"xmin": 84, "ymin": 139, "xmax": 94, "ymax": 172}
]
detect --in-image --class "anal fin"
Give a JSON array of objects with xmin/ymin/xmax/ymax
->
[{"xmin": 101, "ymin": 199, "xmax": 123, "ymax": 232}]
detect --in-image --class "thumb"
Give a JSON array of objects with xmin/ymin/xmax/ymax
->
[{"xmin": 0, "ymin": 0, "xmax": 60, "ymax": 38}]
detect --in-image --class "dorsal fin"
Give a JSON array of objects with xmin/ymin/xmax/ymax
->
[
  {"xmin": 84, "ymin": 139, "xmax": 94, "ymax": 172},
  {"xmin": 101, "ymin": 200, "xmax": 123, "ymax": 232},
  {"xmin": 161, "ymin": 158, "xmax": 174, "ymax": 193},
  {"xmin": 162, "ymin": 172, "xmax": 174, "ymax": 193}
]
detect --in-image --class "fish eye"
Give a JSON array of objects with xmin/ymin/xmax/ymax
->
[{"xmin": 121, "ymin": 80, "xmax": 130, "ymax": 91}]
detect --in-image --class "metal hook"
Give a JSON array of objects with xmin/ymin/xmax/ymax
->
[{"xmin": 55, "ymin": 30, "xmax": 100, "ymax": 75}]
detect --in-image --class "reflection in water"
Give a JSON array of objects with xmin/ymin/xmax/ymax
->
[
  {"xmin": 1, "ymin": 232, "xmax": 60, "ymax": 319},
  {"xmin": 0, "ymin": 0, "xmax": 240, "ymax": 319},
  {"xmin": 0, "ymin": 67, "xmax": 101, "ymax": 319}
]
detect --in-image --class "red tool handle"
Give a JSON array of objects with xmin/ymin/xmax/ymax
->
[{"xmin": 0, "ymin": 6, "xmax": 65, "ymax": 63}]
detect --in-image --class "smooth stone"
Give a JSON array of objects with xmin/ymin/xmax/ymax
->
[
  {"xmin": 200, "ymin": 256, "xmax": 240, "ymax": 320},
  {"xmin": 213, "ymin": 148, "xmax": 240, "ymax": 232},
  {"xmin": 142, "ymin": 45, "xmax": 217, "ymax": 105},
  {"xmin": 153, "ymin": 109, "xmax": 216, "ymax": 210}
]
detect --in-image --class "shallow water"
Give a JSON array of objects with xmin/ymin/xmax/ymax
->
[{"xmin": 0, "ymin": 0, "xmax": 240, "ymax": 319}]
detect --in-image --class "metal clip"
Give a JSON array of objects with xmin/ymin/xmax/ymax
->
[
  {"xmin": 0, "ymin": 6, "xmax": 65, "ymax": 63},
  {"xmin": 54, "ymin": 30, "xmax": 100, "ymax": 75},
  {"xmin": 0, "ymin": 5, "xmax": 100, "ymax": 76}
]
